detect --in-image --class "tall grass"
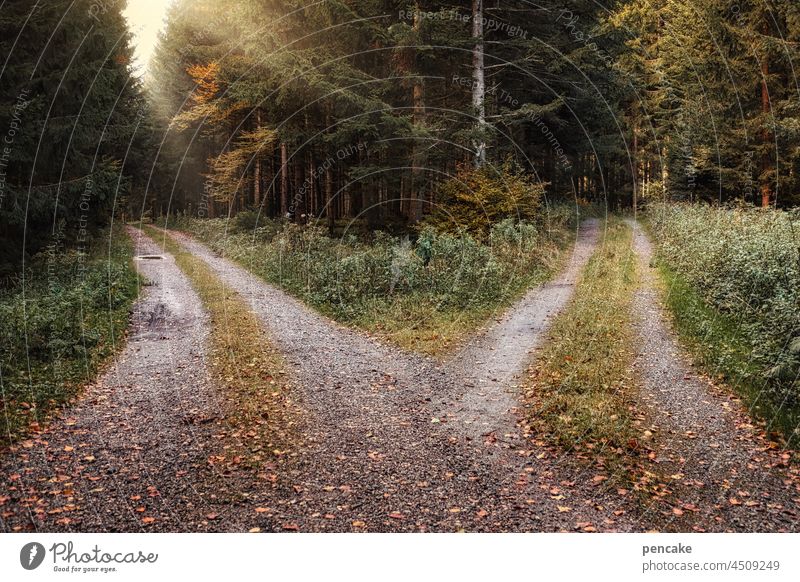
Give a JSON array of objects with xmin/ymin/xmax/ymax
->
[
  {"xmin": 0, "ymin": 229, "xmax": 139, "ymax": 445},
  {"xmin": 648, "ymin": 202, "xmax": 800, "ymax": 440},
  {"xmin": 168, "ymin": 209, "xmax": 576, "ymax": 354}
]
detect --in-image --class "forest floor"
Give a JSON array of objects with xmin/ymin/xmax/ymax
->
[{"xmin": 2, "ymin": 219, "xmax": 798, "ymax": 532}]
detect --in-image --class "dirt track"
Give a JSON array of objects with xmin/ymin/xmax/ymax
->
[
  {"xmin": 628, "ymin": 220, "xmax": 800, "ymax": 532},
  {"xmin": 0, "ymin": 227, "xmax": 245, "ymax": 532},
  {"xmin": 158, "ymin": 222, "xmax": 630, "ymax": 532},
  {"xmin": 7, "ymin": 220, "xmax": 795, "ymax": 532}
]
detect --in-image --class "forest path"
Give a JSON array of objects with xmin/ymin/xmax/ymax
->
[
  {"xmin": 0, "ymin": 227, "xmax": 249, "ymax": 532},
  {"xmin": 444, "ymin": 218, "xmax": 601, "ymax": 440},
  {"xmin": 167, "ymin": 222, "xmax": 638, "ymax": 531},
  {"xmin": 628, "ymin": 219, "xmax": 800, "ymax": 532}
]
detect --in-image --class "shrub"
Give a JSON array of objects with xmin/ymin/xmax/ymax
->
[
  {"xmin": 648, "ymin": 202, "xmax": 800, "ymax": 407},
  {"xmin": 172, "ymin": 210, "xmax": 573, "ymax": 352},
  {"xmin": 423, "ymin": 160, "xmax": 545, "ymax": 238}
]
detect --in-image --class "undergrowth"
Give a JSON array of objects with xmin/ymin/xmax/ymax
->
[
  {"xmin": 167, "ymin": 207, "xmax": 577, "ymax": 354},
  {"xmin": 0, "ymin": 228, "xmax": 138, "ymax": 445},
  {"xmin": 647, "ymin": 203, "xmax": 800, "ymax": 444}
]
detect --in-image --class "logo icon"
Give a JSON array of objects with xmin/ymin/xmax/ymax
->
[{"xmin": 20, "ymin": 542, "xmax": 46, "ymax": 570}]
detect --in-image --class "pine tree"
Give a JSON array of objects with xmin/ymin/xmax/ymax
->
[{"xmin": 0, "ymin": 0, "xmax": 147, "ymax": 272}]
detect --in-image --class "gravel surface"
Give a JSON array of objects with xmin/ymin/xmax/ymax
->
[
  {"xmin": 167, "ymin": 223, "xmax": 639, "ymax": 532},
  {"xmin": 446, "ymin": 219, "xmax": 600, "ymax": 439},
  {"xmin": 0, "ymin": 227, "xmax": 254, "ymax": 532},
  {"xmin": 628, "ymin": 220, "xmax": 800, "ymax": 532}
]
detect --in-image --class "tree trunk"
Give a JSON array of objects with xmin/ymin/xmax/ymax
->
[
  {"xmin": 472, "ymin": 0, "xmax": 486, "ymax": 167},
  {"xmin": 632, "ymin": 120, "xmax": 638, "ymax": 218},
  {"xmin": 293, "ymin": 158, "xmax": 304, "ymax": 221},
  {"xmin": 325, "ymin": 163, "xmax": 334, "ymax": 235},
  {"xmin": 254, "ymin": 110, "xmax": 262, "ymax": 208},
  {"xmin": 409, "ymin": 4, "xmax": 426, "ymax": 223},
  {"xmin": 280, "ymin": 142, "xmax": 289, "ymax": 217},
  {"xmin": 761, "ymin": 55, "xmax": 772, "ymax": 208},
  {"xmin": 308, "ymin": 150, "xmax": 316, "ymax": 218}
]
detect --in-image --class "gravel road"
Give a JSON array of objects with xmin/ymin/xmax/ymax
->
[
  {"xmin": 13, "ymin": 218, "xmax": 788, "ymax": 533},
  {"xmin": 167, "ymin": 222, "xmax": 636, "ymax": 532},
  {"xmin": 446, "ymin": 219, "xmax": 600, "ymax": 439},
  {"xmin": 628, "ymin": 220, "xmax": 800, "ymax": 532},
  {"xmin": 0, "ymin": 227, "xmax": 252, "ymax": 532}
]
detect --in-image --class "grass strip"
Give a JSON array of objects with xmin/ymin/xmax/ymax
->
[
  {"xmin": 141, "ymin": 225, "xmax": 296, "ymax": 465},
  {"xmin": 525, "ymin": 217, "xmax": 639, "ymax": 471}
]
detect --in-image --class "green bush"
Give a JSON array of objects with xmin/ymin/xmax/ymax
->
[
  {"xmin": 0, "ymin": 230, "xmax": 138, "ymax": 443},
  {"xmin": 648, "ymin": 202, "xmax": 800, "ymax": 408},
  {"xmin": 170, "ymin": 211, "xmax": 572, "ymax": 345}
]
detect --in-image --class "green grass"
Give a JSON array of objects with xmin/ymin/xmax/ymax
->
[
  {"xmin": 525, "ymin": 217, "xmax": 640, "ymax": 469},
  {"xmin": 0, "ymin": 228, "xmax": 139, "ymax": 445},
  {"xmin": 656, "ymin": 258, "xmax": 800, "ymax": 446},
  {"xmin": 141, "ymin": 225, "xmax": 296, "ymax": 464},
  {"xmin": 644, "ymin": 203, "xmax": 800, "ymax": 446},
  {"xmin": 167, "ymin": 211, "xmax": 577, "ymax": 355}
]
